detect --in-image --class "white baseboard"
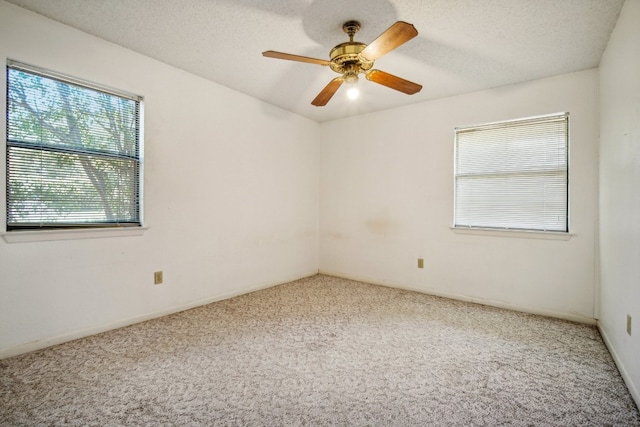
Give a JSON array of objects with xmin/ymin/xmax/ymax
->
[
  {"xmin": 0, "ymin": 270, "xmax": 319, "ymax": 360},
  {"xmin": 319, "ymin": 270, "xmax": 597, "ymax": 325},
  {"xmin": 597, "ymin": 321, "xmax": 640, "ymax": 409}
]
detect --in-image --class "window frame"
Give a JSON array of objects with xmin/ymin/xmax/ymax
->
[
  {"xmin": 5, "ymin": 60, "xmax": 144, "ymax": 233},
  {"xmin": 453, "ymin": 113, "xmax": 569, "ymax": 234}
]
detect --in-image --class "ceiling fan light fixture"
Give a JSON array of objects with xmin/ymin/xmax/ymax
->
[
  {"xmin": 347, "ymin": 86, "xmax": 360, "ymax": 100},
  {"xmin": 344, "ymin": 70, "xmax": 359, "ymax": 84}
]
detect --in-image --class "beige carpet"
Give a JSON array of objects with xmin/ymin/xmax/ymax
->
[{"xmin": 1, "ymin": 274, "xmax": 639, "ymax": 426}]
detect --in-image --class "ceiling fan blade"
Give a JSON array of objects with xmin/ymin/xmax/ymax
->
[
  {"xmin": 360, "ymin": 21, "xmax": 418, "ymax": 61},
  {"xmin": 311, "ymin": 77, "xmax": 344, "ymax": 106},
  {"xmin": 262, "ymin": 50, "xmax": 330, "ymax": 66},
  {"xmin": 366, "ymin": 69, "xmax": 422, "ymax": 95}
]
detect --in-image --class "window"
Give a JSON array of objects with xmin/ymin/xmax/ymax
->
[
  {"xmin": 454, "ymin": 113, "xmax": 568, "ymax": 232},
  {"xmin": 6, "ymin": 60, "xmax": 143, "ymax": 231}
]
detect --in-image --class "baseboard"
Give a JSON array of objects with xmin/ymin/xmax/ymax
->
[
  {"xmin": 597, "ymin": 321, "xmax": 640, "ymax": 409},
  {"xmin": 0, "ymin": 269, "xmax": 319, "ymax": 360},
  {"xmin": 319, "ymin": 270, "xmax": 596, "ymax": 325}
]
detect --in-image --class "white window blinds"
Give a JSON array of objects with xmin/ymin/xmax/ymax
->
[
  {"xmin": 454, "ymin": 113, "xmax": 568, "ymax": 232},
  {"xmin": 6, "ymin": 60, "xmax": 143, "ymax": 230}
]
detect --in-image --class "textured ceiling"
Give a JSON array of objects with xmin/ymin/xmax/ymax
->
[{"xmin": 5, "ymin": 0, "xmax": 625, "ymax": 122}]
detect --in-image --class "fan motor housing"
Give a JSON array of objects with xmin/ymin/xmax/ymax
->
[{"xmin": 329, "ymin": 42, "xmax": 374, "ymax": 75}]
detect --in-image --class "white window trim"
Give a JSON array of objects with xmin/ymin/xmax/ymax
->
[
  {"xmin": 450, "ymin": 226, "xmax": 572, "ymax": 240},
  {"xmin": 2, "ymin": 226, "xmax": 149, "ymax": 243}
]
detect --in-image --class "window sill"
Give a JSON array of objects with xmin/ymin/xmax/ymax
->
[
  {"xmin": 451, "ymin": 226, "xmax": 572, "ymax": 240},
  {"xmin": 2, "ymin": 226, "xmax": 148, "ymax": 243}
]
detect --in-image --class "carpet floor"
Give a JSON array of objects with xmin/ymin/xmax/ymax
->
[{"xmin": 1, "ymin": 274, "xmax": 639, "ymax": 426}]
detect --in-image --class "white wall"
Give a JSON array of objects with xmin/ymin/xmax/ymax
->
[
  {"xmin": 0, "ymin": 1, "xmax": 319, "ymax": 357},
  {"xmin": 598, "ymin": 0, "xmax": 640, "ymax": 405},
  {"xmin": 320, "ymin": 70, "xmax": 600, "ymax": 323}
]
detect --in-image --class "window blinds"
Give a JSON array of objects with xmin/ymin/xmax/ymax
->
[
  {"xmin": 6, "ymin": 61, "xmax": 142, "ymax": 230},
  {"xmin": 454, "ymin": 113, "xmax": 568, "ymax": 232}
]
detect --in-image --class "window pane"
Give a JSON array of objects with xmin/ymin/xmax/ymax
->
[
  {"xmin": 455, "ymin": 172, "xmax": 567, "ymax": 231},
  {"xmin": 456, "ymin": 120, "xmax": 567, "ymax": 175},
  {"xmin": 7, "ymin": 147, "xmax": 139, "ymax": 225}
]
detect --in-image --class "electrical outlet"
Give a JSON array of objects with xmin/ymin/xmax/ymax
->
[
  {"xmin": 417, "ymin": 258, "xmax": 424, "ymax": 269},
  {"xmin": 627, "ymin": 315, "xmax": 632, "ymax": 336},
  {"xmin": 154, "ymin": 271, "xmax": 163, "ymax": 285}
]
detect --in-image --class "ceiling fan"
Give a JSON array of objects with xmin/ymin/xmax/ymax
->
[{"xmin": 263, "ymin": 20, "xmax": 422, "ymax": 106}]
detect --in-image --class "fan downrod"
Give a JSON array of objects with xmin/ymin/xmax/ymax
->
[{"xmin": 342, "ymin": 20, "xmax": 361, "ymax": 42}]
